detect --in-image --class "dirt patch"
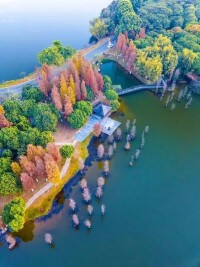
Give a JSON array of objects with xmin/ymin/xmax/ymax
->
[{"xmin": 53, "ymin": 121, "xmax": 77, "ymax": 144}]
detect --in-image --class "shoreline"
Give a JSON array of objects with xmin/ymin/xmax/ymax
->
[
  {"xmin": 35, "ymin": 133, "xmax": 105, "ymax": 223},
  {"xmin": 0, "ymin": 37, "xmax": 111, "ymax": 90},
  {"xmin": 100, "ymin": 52, "xmax": 153, "ymax": 85}
]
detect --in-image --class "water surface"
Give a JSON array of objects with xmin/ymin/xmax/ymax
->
[{"xmin": 0, "ymin": 0, "xmax": 111, "ymax": 81}]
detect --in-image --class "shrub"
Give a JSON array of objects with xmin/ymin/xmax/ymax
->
[{"xmin": 60, "ymin": 145, "xmax": 75, "ymax": 159}]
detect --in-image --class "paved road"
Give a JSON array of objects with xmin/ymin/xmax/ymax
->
[{"xmin": 0, "ymin": 38, "xmax": 115, "ymax": 95}]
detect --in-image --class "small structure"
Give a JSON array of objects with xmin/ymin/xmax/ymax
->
[
  {"xmin": 94, "ymin": 103, "xmax": 121, "ymax": 136},
  {"xmin": 93, "ymin": 103, "xmax": 112, "ymax": 118},
  {"xmin": 74, "ymin": 103, "xmax": 121, "ymax": 142}
]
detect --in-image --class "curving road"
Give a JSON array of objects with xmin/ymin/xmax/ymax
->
[{"xmin": 0, "ymin": 38, "xmax": 116, "ymax": 95}]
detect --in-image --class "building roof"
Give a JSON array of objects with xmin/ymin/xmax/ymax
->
[
  {"xmin": 93, "ymin": 103, "xmax": 112, "ymax": 118},
  {"xmin": 100, "ymin": 117, "xmax": 121, "ymax": 136}
]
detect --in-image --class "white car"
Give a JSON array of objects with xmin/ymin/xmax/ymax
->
[{"xmin": 107, "ymin": 41, "xmax": 113, "ymax": 48}]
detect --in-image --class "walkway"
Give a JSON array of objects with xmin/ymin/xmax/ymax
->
[
  {"xmin": 26, "ymin": 140, "xmax": 77, "ymax": 208},
  {"xmin": 26, "ymin": 183, "xmax": 53, "ymax": 208},
  {"xmin": 117, "ymin": 85, "xmax": 164, "ymax": 96}
]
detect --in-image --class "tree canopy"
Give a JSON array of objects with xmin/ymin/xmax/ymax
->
[
  {"xmin": 37, "ymin": 41, "xmax": 76, "ymax": 66},
  {"xmin": 2, "ymin": 197, "xmax": 25, "ymax": 232},
  {"xmin": 60, "ymin": 145, "xmax": 75, "ymax": 159}
]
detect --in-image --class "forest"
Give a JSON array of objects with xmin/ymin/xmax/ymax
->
[{"xmin": 90, "ymin": 0, "xmax": 200, "ymax": 84}]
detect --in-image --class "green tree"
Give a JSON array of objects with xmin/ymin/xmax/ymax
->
[
  {"xmin": 115, "ymin": 0, "xmax": 142, "ymax": 34},
  {"xmin": 105, "ymin": 89, "xmax": 118, "ymax": 101},
  {"xmin": 33, "ymin": 103, "xmax": 58, "ymax": 132},
  {"xmin": 2, "ymin": 197, "xmax": 25, "ymax": 232},
  {"xmin": 67, "ymin": 109, "xmax": 88, "ymax": 129},
  {"xmin": 60, "ymin": 145, "xmax": 75, "ymax": 159},
  {"xmin": 37, "ymin": 45, "xmax": 64, "ymax": 66},
  {"xmin": 0, "ymin": 172, "xmax": 22, "ymax": 195},
  {"xmin": 22, "ymin": 85, "xmax": 44, "ymax": 102},
  {"xmin": 90, "ymin": 18, "xmax": 108, "ymax": 39},
  {"xmin": 1, "ymin": 149, "xmax": 13, "ymax": 159},
  {"xmin": 53, "ymin": 41, "xmax": 76, "ymax": 60},
  {"xmin": 75, "ymin": 101, "xmax": 93, "ymax": 116},
  {"xmin": 0, "ymin": 126, "xmax": 20, "ymax": 151},
  {"xmin": 193, "ymin": 53, "xmax": 200, "ymax": 75},
  {"xmin": 0, "ymin": 157, "xmax": 12, "ymax": 174},
  {"xmin": 21, "ymin": 100, "xmax": 36, "ymax": 118},
  {"xmin": 179, "ymin": 48, "xmax": 197, "ymax": 74},
  {"xmin": 136, "ymin": 51, "xmax": 163, "ymax": 82},
  {"xmin": 110, "ymin": 100, "xmax": 120, "ymax": 111}
]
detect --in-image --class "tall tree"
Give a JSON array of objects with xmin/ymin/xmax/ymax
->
[
  {"xmin": 20, "ymin": 156, "xmax": 36, "ymax": 178},
  {"xmin": 116, "ymin": 33, "xmax": 127, "ymax": 52},
  {"xmin": 94, "ymin": 70, "xmax": 104, "ymax": 91},
  {"xmin": 44, "ymin": 154, "xmax": 60, "ymax": 183},
  {"xmin": 86, "ymin": 65, "xmax": 98, "ymax": 95},
  {"xmin": 60, "ymin": 73, "xmax": 68, "ymax": 101},
  {"xmin": 46, "ymin": 143, "xmax": 61, "ymax": 163},
  {"xmin": 63, "ymin": 95, "xmax": 73, "ymax": 118},
  {"xmin": 35, "ymin": 156, "xmax": 46, "ymax": 178},
  {"xmin": 51, "ymin": 84, "xmax": 63, "ymax": 112},
  {"xmin": 20, "ymin": 172, "xmax": 35, "ymax": 192},
  {"xmin": 36, "ymin": 64, "xmax": 52, "ymax": 96},
  {"xmin": 81, "ymin": 80, "xmax": 87, "ymax": 100},
  {"xmin": 139, "ymin": 27, "xmax": 146, "ymax": 38}
]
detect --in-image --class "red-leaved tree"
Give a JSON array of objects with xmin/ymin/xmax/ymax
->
[
  {"xmin": 85, "ymin": 65, "xmax": 98, "ymax": 95},
  {"xmin": 0, "ymin": 114, "xmax": 12, "ymax": 128},
  {"xmin": 46, "ymin": 143, "xmax": 61, "ymax": 163},
  {"xmin": 81, "ymin": 80, "xmax": 87, "ymax": 100},
  {"xmin": 20, "ymin": 156, "xmax": 36, "ymax": 178},
  {"xmin": 21, "ymin": 172, "xmax": 36, "ymax": 192},
  {"xmin": 94, "ymin": 70, "xmax": 104, "ymax": 91},
  {"xmin": 63, "ymin": 95, "xmax": 73, "ymax": 118},
  {"xmin": 51, "ymin": 84, "xmax": 63, "ymax": 112}
]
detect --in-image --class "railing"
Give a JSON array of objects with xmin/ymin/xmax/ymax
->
[{"xmin": 117, "ymin": 85, "xmax": 164, "ymax": 96}]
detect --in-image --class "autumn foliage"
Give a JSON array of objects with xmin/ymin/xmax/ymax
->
[
  {"xmin": 36, "ymin": 54, "xmax": 104, "ymax": 118},
  {"xmin": 19, "ymin": 143, "xmax": 62, "ymax": 191},
  {"xmin": 116, "ymin": 33, "xmax": 138, "ymax": 72},
  {"xmin": 0, "ymin": 105, "xmax": 12, "ymax": 129}
]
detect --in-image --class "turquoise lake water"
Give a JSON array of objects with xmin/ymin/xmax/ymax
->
[{"xmin": 1, "ymin": 61, "xmax": 200, "ymax": 267}]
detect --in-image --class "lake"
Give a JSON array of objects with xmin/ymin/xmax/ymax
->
[
  {"xmin": 1, "ymin": 61, "xmax": 200, "ymax": 267},
  {"xmin": 0, "ymin": 0, "xmax": 111, "ymax": 82}
]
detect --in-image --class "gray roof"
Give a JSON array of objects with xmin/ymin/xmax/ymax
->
[
  {"xmin": 100, "ymin": 117, "xmax": 121, "ymax": 136},
  {"xmin": 93, "ymin": 103, "xmax": 112, "ymax": 118}
]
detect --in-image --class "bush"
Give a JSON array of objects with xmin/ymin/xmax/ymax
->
[{"xmin": 60, "ymin": 145, "xmax": 75, "ymax": 158}]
